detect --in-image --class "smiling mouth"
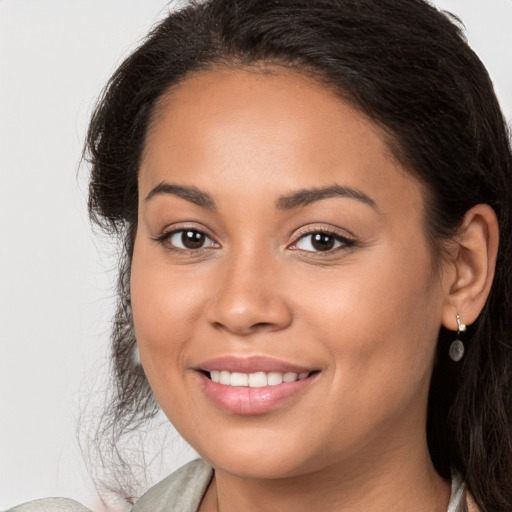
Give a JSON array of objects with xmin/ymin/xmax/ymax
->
[
  {"xmin": 203, "ymin": 370, "xmax": 319, "ymax": 387},
  {"xmin": 197, "ymin": 362, "xmax": 320, "ymax": 415}
]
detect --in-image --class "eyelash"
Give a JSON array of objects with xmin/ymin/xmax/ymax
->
[
  {"xmin": 153, "ymin": 226, "xmax": 356, "ymax": 255},
  {"xmin": 153, "ymin": 227, "xmax": 219, "ymax": 254},
  {"xmin": 289, "ymin": 227, "xmax": 356, "ymax": 254}
]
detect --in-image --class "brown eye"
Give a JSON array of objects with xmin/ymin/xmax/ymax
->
[
  {"xmin": 311, "ymin": 233, "xmax": 335, "ymax": 251},
  {"xmin": 167, "ymin": 229, "xmax": 217, "ymax": 250},
  {"xmin": 182, "ymin": 230, "xmax": 205, "ymax": 249},
  {"xmin": 292, "ymin": 231, "xmax": 354, "ymax": 253}
]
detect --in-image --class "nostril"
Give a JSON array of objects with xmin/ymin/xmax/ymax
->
[
  {"xmin": 211, "ymin": 320, "xmax": 281, "ymax": 335},
  {"xmin": 252, "ymin": 322, "xmax": 276, "ymax": 330}
]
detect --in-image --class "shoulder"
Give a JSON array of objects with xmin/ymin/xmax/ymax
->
[
  {"xmin": 133, "ymin": 458, "xmax": 214, "ymax": 512},
  {"xmin": 5, "ymin": 498, "xmax": 92, "ymax": 512}
]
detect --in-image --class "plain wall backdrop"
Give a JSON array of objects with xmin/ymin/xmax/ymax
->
[{"xmin": 1, "ymin": 1, "xmax": 511, "ymax": 510}]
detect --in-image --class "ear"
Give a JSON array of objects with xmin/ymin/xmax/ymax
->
[{"xmin": 441, "ymin": 204, "xmax": 499, "ymax": 331}]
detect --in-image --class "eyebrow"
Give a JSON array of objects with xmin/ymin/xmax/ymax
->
[
  {"xmin": 145, "ymin": 182, "xmax": 216, "ymax": 209},
  {"xmin": 145, "ymin": 182, "xmax": 377, "ymax": 212},
  {"xmin": 275, "ymin": 184, "xmax": 379, "ymax": 211}
]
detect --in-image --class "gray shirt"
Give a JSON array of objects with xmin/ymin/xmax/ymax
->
[{"xmin": 6, "ymin": 458, "xmax": 469, "ymax": 512}]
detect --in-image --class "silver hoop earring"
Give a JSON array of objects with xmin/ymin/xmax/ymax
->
[{"xmin": 449, "ymin": 315, "xmax": 466, "ymax": 362}]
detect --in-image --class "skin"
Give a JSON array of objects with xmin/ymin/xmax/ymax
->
[{"xmin": 131, "ymin": 67, "xmax": 497, "ymax": 511}]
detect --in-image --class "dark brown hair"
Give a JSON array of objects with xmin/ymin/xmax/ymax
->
[{"xmin": 85, "ymin": 1, "xmax": 512, "ymax": 509}]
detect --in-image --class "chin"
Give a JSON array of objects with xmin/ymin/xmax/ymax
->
[
  {"xmin": 207, "ymin": 450, "xmax": 310, "ymax": 480},
  {"xmin": 186, "ymin": 426, "xmax": 319, "ymax": 480}
]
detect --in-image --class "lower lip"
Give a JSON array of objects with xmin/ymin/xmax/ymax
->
[{"xmin": 197, "ymin": 372, "xmax": 317, "ymax": 415}]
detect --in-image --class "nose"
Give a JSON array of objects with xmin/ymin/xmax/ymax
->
[{"xmin": 206, "ymin": 250, "xmax": 293, "ymax": 336}]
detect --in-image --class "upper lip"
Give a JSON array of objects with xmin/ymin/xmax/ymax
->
[{"xmin": 197, "ymin": 356, "xmax": 316, "ymax": 374}]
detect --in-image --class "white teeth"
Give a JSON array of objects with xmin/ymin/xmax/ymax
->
[
  {"xmin": 267, "ymin": 372, "xmax": 283, "ymax": 386},
  {"xmin": 283, "ymin": 372, "xmax": 298, "ymax": 383},
  {"xmin": 208, "ymin": 370, "xmax": 311, "ymax": 387},
  {"xmin": 249, "ymin": 372, "xmax": 267, "ymax": 388},
  {"xmin": 230, "ymin": 372, "xmax": 249, "ymax": 386}
]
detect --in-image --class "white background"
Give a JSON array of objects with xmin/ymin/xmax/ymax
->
[{"xmin": 1, "ymin": 1, "xmax": 511, "ymax": 510}]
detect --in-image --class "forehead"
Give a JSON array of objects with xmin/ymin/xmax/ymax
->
[{"xmin": 140, "ymin": 67, "xmax": 421, "ymax": 210}]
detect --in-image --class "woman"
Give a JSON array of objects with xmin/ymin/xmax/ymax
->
[{"xmin": 9, "ymin": 0, "xmax": 511, "ymax": 511}]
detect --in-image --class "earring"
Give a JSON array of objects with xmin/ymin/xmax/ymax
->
[{"xmin": 449, "ymin": 315, "xmax": 466, "ymax": 362}]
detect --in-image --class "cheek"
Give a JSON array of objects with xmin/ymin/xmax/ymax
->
[
  {"xmin": 296, "ymin": 238, "xmax": 441, "ymax": 397},
  {"xmin": 130, "ymin": 239, "xmax": 205, "ymax": 391}
]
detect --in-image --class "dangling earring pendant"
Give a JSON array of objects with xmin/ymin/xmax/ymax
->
[{"xmin": 449, "ymin": 315, "xmax": 466, "ymax": 362}]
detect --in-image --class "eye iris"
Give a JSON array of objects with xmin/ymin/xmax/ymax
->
[
  {"xmin": 311, "ymin": 233, "xmax": 335, "ymax": 251},
  {"xmin": 181, "ymin": 230, "xmax": 205, "ymax": 249}
]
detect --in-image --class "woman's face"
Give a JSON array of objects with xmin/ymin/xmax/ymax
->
[{"xmin": 131, "ymin": 68, "xmax": 450, "ymax": 479}]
